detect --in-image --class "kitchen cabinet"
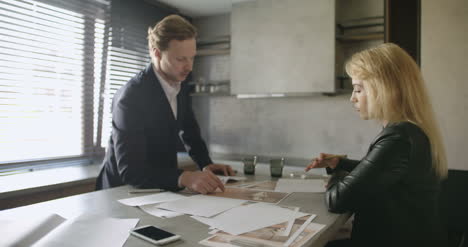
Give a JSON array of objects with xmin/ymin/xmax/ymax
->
[
  {"xmin": 196, "ymin": 35, "xmax": 230, "ymax": 56},
  {"xmin": 230, "ymin": 0, "xmax": 336, "ymax": 95},
  {"xmin": 334, "ymin": 0, "xmax": 385, "ymax": 91}
]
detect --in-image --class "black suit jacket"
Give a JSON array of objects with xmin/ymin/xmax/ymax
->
[
  {"xmin": 96, "ymin": 64, "xmax": 212, "ymax": 190},
  {"xmin": 326, "ymin": 122, "xmax": 444, "ymax": 247}
]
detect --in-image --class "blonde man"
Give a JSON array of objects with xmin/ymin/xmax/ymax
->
[
  {"xmin": 97, "ymin": 15, "xmax": 234, "ymax": 194},
  {"xmin": 307, "ymin": 43, "xmax": 447, "ymax": 247}
]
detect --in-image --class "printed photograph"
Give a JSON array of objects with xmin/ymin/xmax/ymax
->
[
  {"xmin": 208, "ymin": 187, "xmax": 289, "ymax": 204},
  {"xmin": 199, "ymin": 216, "xmax": 326, "ymax": 247}
]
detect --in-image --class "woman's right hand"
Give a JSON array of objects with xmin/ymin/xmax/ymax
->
[{"xmin": 305, "ymin": 153, "xmax": 341, "ymax": 171}]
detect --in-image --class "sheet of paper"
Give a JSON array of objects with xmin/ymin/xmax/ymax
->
[
  {"xmin": 157, "ymin": 194, "xmax": 247, "ymax": 217},
  {"xmin": 199, "ymin": 215, "xmax": 324, "ymax": 247},
  {"xmin": 0, "ymin": 213, "xmax": 66, "ymax": 247},
  {"xmin": 139, "ymin": 204, "xmax": 184, "ymax": 218},
  {"xmin": 283, "ymin": 214, "xmax": 315, "ymax": 246},
  {"xmin": 196, "ymin": 203, "xmax": 309, "ymax": 236},
  {"xmin": 244, "ymin": 180, "xmax": 278, "ymax": 191},
  {"xmin": 208, "ymin": 187, "xmax": 290, "ymax": 204},
  {"xmin": 118, "ymin": 191, "xmax": 187, "ymax": 206},
  {"xmin": 217, "ymin": 175, "xmax": 247, "ymax": 183},
  {"xmin": 33, "ymin": 216, "xmax": 139, "ymax": 247},
  {"xmin": 275, "ymin": 179, "xmax": 326, "ymax": 193},
  {"xmin": 279, "ymin": 207, "xmax": 300, "ymax": 237}
]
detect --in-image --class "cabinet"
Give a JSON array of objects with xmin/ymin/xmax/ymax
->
[
  {"xmin": 335, "ymin": 0, "xmax": 385, "ymax": 91},
  {"xmin": 196, "ymin": 35, "xmax": 230, "ymax": 56},
  {"xmin": 192, "ymin": 35, "xmax": 231, "ymax": 96},
  {"xmin": 385, "ymin": 0, "xmax": 420, "ymax": 65}
]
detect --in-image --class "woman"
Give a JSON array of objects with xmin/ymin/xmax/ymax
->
[{"xmin": 306, "ymin": 43, "xmax": 447, "ymax": 247}]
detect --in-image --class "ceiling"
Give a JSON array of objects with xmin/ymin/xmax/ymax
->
[{"xmin": 152, "ymin": 0, "xmax": 254, "ymax": 17}]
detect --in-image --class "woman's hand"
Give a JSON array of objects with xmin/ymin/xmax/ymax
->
[{"xmin": 305, "ymin": 153, "xmax": 343, "ymax": 171}]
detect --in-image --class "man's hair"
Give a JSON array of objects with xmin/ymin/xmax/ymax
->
[
  {"xmin": 147, "ymin": 14, "xmax": 197, "ymax": 56},
  {"xmin": 346, "ymin": 43, "xmax": 447, "ymax": 179}
]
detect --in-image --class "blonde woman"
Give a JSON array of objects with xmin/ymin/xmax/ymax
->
[{"xmin": 306, "ymin": 43, "xmax": 447, "ymax": 247}]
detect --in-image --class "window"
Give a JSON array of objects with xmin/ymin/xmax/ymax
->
[{"xmin": 0, "ymin": 0, "xmax": 110, "ymax": 166}]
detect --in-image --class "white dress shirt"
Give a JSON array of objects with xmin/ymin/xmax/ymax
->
[
  {"xmin": 153, "ymin": 64, "xmax": 181, "ymax": 119},
  {"xmin": 153, "ymin": 64, "xmax": 186, "ymax": 188}
]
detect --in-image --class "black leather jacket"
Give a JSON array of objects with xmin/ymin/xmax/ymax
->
[{"xmin": 326, "ymin": 122, "xmax": 444, "ymax": 247}]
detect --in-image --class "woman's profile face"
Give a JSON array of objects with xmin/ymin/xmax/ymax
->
[{"xmin": 350, "ymin": 79, "xmax": 369, "ymax": 120}]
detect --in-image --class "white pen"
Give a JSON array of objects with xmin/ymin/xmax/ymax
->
[{"xmin": 128, "ymin": 188, "xmax": 165, "ymax": 194}]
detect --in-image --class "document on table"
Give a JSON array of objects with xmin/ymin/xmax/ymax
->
[
  {"xmin": 0, "ymin": 213, "xmax": 66, "ymax": 247},
  {"xmin": 34, "ymin": 216, "xmax": 139, "ymax": 247},
  {"xmin": 157, "ymin": 194, "xmax": 247, "ymax": 217},
  {"xmin": 192, "ymin": 203, "xmax": 309, "ymax": 235},
  {"xmin": 199, "ymin": 215, "xmax": 325, "ymax": 247},
  {"xmin": 217, "ymin": 175, "xmax": 247, "ymax": 184},
  {"xmin": 118, "ymin": 191, "xmax": 187, "ymax": 206},
  {"xmin": 275, "ymin": 179, "xmax": 327, "ymax": 193},
  {"xmin": 0, "ymin": 213, "xmax": 138, "ymax": 247},
  {"xmin": 139, "ymin": 204, "xmax": 184, "ymax": 218}
]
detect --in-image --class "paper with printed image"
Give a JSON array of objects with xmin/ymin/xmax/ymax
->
[
  {"xmin": 199, "ymin": 215, "xmax": 325, "ymax": 247},
  {"xmin": 193, "ymin": 202, "xmax": 309, "ymax": 235}
]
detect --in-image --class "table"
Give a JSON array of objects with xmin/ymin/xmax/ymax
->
[{"xmin": 0, "ymin": 162, "xmax": 349, "ymax": 247}]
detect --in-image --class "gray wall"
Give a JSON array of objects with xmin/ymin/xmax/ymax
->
[
  {"xmin": 193, "ymin": 95, "xmax": 378, "ymax": 162},
  {"xmin": 421, "ymin": 0, "xmax": 468, "ymax": 170},
  {"xmin": 192, "ymin": 2, "xmax": 382, "ymax": 165},
  {"xmin": 192, "ymin": 0, "xmax": 468, "ymax": 170}
]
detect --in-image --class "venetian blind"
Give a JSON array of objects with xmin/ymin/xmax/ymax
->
[
  {"xmin": 100, "ymin": 0, "xmax": 172, "ymax": 147},
  {"xmin": 0, "ymin": 0, "xmax": 110, "ymax": 165}
]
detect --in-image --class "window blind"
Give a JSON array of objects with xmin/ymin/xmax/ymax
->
[
  {"xmin": 100, "ymin": 0, "xmax": 173, "ymax": 148},
  {"xmin": 0, "ymin": 0, "xmax": 110, "ymax": 165}
]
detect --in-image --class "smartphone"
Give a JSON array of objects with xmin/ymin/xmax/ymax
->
[{"xmin": 130, "ymin": 225, "xmax": 181, "ymax": 245}]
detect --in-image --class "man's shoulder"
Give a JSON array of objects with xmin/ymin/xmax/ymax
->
[{"xmin": 121, "ymin": 66, "xmax": 156, "ymax": 93}]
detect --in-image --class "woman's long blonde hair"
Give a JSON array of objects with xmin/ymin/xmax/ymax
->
[{"xmin": 345, "ymin": 43, "xmax": 447, "ymax": 178}]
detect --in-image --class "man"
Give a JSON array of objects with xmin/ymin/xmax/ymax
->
[{"xmin": 96, "ymin": 15, "xmax": 234, "ymax": 194}]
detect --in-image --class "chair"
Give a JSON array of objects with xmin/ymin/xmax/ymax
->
[{"xmin": 440, "ymin": 169, "xmax": 468, "ymax": 247}]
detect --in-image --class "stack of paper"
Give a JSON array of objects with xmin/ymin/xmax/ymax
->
[
  {"xmin": 199, "ymin": 216, "xmax": 325, "ymax": 247},
  {"xmin": 192, "ymin": 203, "xmax": 309, "ymax": 235},
  {"xmin": 194, "ymin": 203, "xmax": 326, "ymax": 247}
]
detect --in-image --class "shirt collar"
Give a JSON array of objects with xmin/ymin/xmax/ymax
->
[{"xmin": 152, "ymin": 63, "xmax": 181, "ymax": 95}]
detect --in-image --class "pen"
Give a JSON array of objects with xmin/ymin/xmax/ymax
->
[{"xmin": 128, "ymin": 189, "xmax": 165, "ymax": 194}]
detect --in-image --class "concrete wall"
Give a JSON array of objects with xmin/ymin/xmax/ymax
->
[
  {"xmin": 421, "ymin": 0, "xmax": 468, "ymax": 170},
  {"xmin": 193, "ymin": 95, "xmax": 378, "ymax": 162},
  {"xmin": 191, "ymin": 1, "xmax": 383, "ymax": 165},
  {"xmin": 191, "ymin": 0, "xmax": 467, "ymax": 171}
]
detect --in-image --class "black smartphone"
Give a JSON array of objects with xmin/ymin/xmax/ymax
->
[{"xmin": 130, "ymin": 225, "xmax": 181, "ymax": 245}]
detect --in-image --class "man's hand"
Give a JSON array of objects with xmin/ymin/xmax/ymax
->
[
  {"xmin": 179, "ymin": 170, "xmax": 225, "ymax": 194},
  {"xmin": 203, "ymin": 164, "xmax": 235, "ymax": 176}
]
